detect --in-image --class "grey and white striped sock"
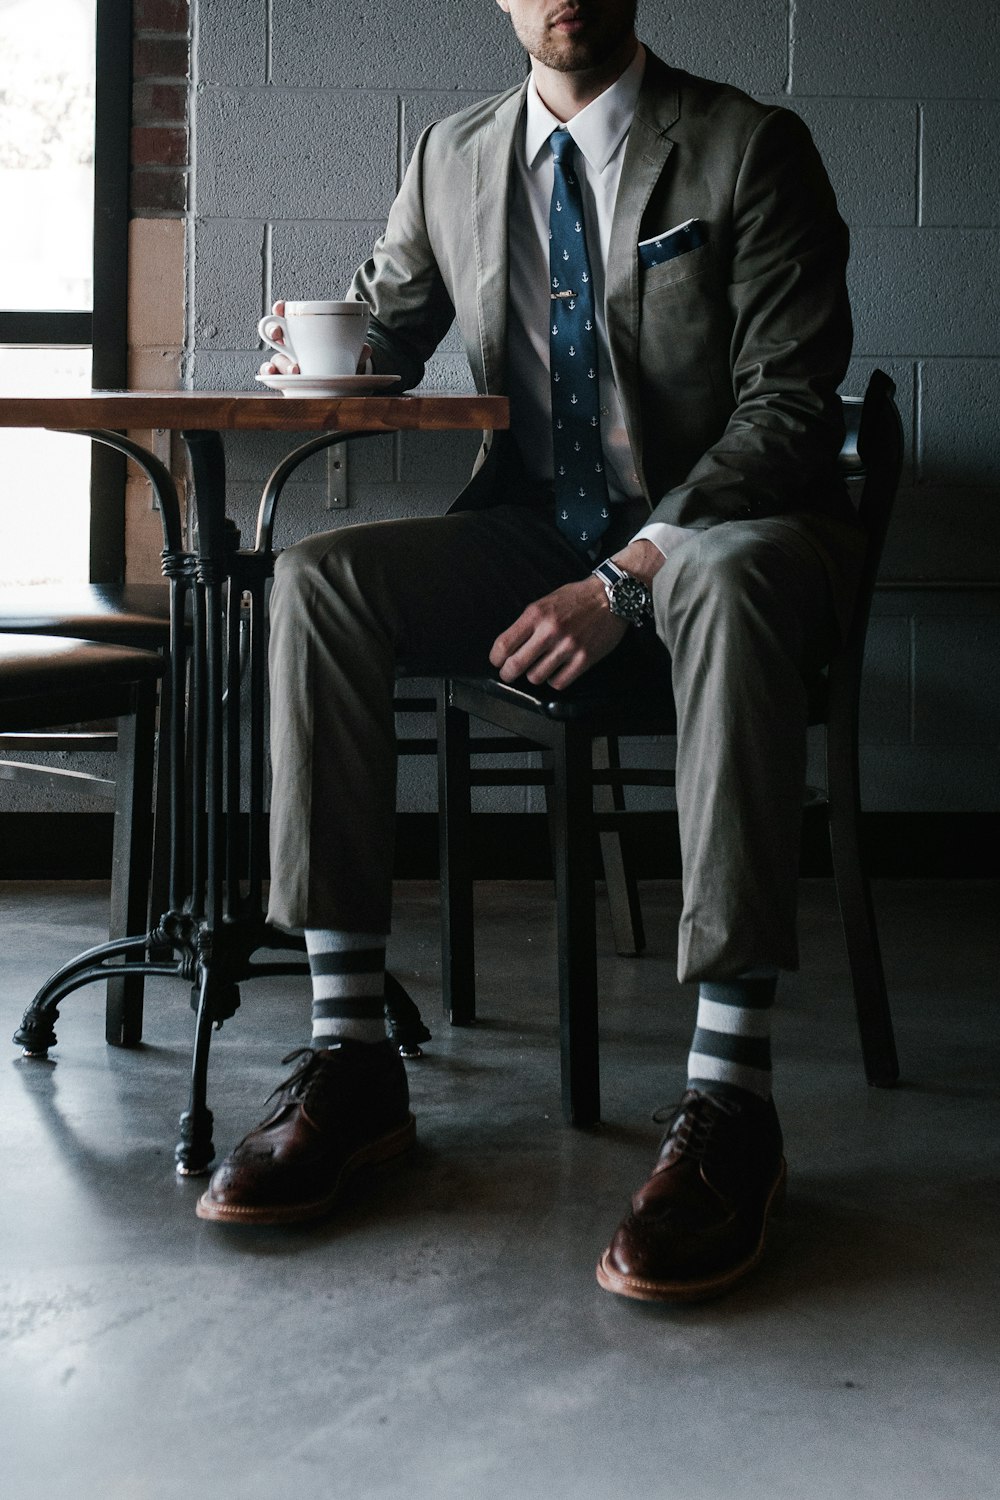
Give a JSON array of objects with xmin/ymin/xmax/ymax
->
[
  {"xmin": 686, "ymin": 971, "xmax": 777, "ymax": 1102},
  {"xmin": 305, "ymin": 929, "xmax": 388, "ymax": 1046}
]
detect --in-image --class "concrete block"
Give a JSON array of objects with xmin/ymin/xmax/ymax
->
[
  {"xmin": 192, "ymin": 219, "xmax": 265, "ymax": 349},
  {"xmin": 270, "ymin": 219, "xmax": 387, "ymax": 304},
  {"xmin": 221, "ymin": 427, "xmax": 326, "ymax": 482},
  {"xmin": 196, "ymin": 0, "xmax": 266, "ymax": 86},
  {"xmin": 195, "ymin": 89, "xmax": 397, "ymax": 219},
  {"xmin": 922, "ymin": 102, "xmax": 1000, "ymax": 227},
  {"xmin": 398, "ymin": 428, "xmax": 482, "ymax": 489},
  {"xmin": 411, "ymin": 352, "xmax": 476, "ymax": 394},
  {"xmin": 792, "ymin": 0, "xmax": 1000, "ymax": 99},
  {"xmin": 880, "ymin": 485, "xmax": 1000, "ymax": 582},
  {"xmin": 913, "ymin": 615, "xmax": 1000, "ymax": 746},
  {"xmin": 349, "ymin": 432, "xmax": 397, "ymax": 485},
  {"xmin": 270, "ymin": 0, "xmax": 524, "ymax": 89},
  {"xmin": 848, "ymin": 229, "xmax": 1000, "ymax": 357},
  {"xmin": 221, "ymin": 427, "xmax": 396, "ymax": 522},
  {"xmin": 919, "ymin": 360, "xmax": 1000, "ymax": 488},
  {"xmin": 641, "ymin": 1, "xmax": 788, "ymax": 96},
  {"xmin": 191, "ymin": 348, "xmax": 262, "ymax": 388},
  {"xmin": 350, "ymin": 480, "xmax": 456, "ymax": 525},
  {"xmin": 223, "ymin": 478, "xmax": 329, "ymax": 555},
  {"xmin": 128, "ymin": 218, "xmax": 186, "ymax": 346},
  {"xmin": 758, "ymin": 98, "xmax": 917, "ymax": 227},
  {"xmin": 842, "ymin": 359, "xmax": 916, "ymax": 486},
  {"xmin": 872, "ymin": 585, "xmax": 1000, "ymax": 618},
  {"xmin": 859, "ymin": 744, "xmax": 1000, "ymax": 810},
  {"xmin": 859, "ymin": 617, "xmax": 912, "ymax": 746},
  {"xmin": 397, "ymin": 757, "xmax": 437, "ymax": 814}
]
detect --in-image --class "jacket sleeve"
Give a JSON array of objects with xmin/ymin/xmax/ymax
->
[
  {"xmin": 348, "ymin": 125, "xmax": 457, "ymax": 392},
  {"xmin": 645, "ymin": 108, "xmax": 853, "ymax": 531}
]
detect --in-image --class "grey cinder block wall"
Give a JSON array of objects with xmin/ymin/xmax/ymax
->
[{"xmin": 189, "ymin": 0, "xmax": 1000, "ymax": 815}]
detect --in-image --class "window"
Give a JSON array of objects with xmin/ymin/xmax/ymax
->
[{"xmin": 0, "ymin": 0, "xmax": 130, "ymax": 586}]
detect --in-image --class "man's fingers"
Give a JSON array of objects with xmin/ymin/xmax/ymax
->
[
  {"xmin": 495, "ymin": 618, "xmax": 560, "ymax": 682},
  {"xmin": 258, "ymin": 354, "xmax": 300, "ymax": 375},
  {"xmin": 491, "ymin": 581, "xmax": 621, "ymax": 686},
  {"xmin": 525, "ymin": 638, "xmax": 576, "ymax": 685},
  {"xmin": 489, "ymin": 611, "xmax": 537, "ymax": 669},
  {"xmin": 548, "ymin": 651, "xmax": 589, "ymax": 690}
]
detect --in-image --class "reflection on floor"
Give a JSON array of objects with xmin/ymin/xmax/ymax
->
[{"xmin": 1, "ymin": 879, "xmax": 997, "ymax": 1500}]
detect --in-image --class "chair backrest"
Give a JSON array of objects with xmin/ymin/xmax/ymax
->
[{"xmin": 832, "ymin": 368, "xmax": 904, "ymax": 696}]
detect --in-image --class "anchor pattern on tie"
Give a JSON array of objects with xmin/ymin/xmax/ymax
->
[{"xmin": 548, "ymin": 129, "xmax": 610, "ymax": 554}]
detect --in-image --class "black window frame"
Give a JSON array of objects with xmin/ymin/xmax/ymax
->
[{"xmin": 0, "ymin": 0, "xmax": 132, "ymax": 583}]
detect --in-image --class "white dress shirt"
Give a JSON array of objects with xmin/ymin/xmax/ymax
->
[{"xmin": 507, "ymin": 44, "xmax": 691, "ymax": 559}]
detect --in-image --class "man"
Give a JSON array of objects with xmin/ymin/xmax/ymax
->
[{"xmin": 198, "ymin": 0, "xmax": 861, "ymax": 1304}]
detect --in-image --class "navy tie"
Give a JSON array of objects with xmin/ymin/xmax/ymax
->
[{"xmin": 548, "ymin": 129, "xmax": 611, "ymax": 555}]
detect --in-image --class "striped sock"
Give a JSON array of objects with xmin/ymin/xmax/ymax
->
[
  {"xmin": 686, "ymin": 971, "xmax": 778, "ymax": 1102},
  {"xmin": 305, "ymin": 929, "xmax": 388, "ymax": 1046}
]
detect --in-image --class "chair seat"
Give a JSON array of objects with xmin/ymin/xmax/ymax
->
[
  {"xmin": 453, "ymin": 639, "xmax": 830, "ymax": 727},
  {"xmin": 0, "ymin": 636, "xmax": 163, "ymax": 729},
  {"xmin": 454, "ymin": 631, "xmax": 675, "ymax": 727},
  {"xmin": 0, "ymin": 583, "xmax": 172, "ymax": 648},
  {"xmin": 0, "ymin": 635, "xmax": 164, "ymax": 1051}
]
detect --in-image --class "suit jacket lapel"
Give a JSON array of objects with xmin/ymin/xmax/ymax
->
[
  {"xmin": 606, "ymin": 57, "xmax": 680, "ymax": 475},
  {"xmin": 472, "ymin": 83, "xmax": 526, "ymax": 394}
]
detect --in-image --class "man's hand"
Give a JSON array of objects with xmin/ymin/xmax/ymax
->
[
  {"xmin": 489, "ymin": 574, "xmax": 626, "ymax": 690},
  {"xmin": 258, "ymin": 300, "xmax": 372, "ymax": 376},
  {"xmin": 489, "ymin": 539, "xmax": 665, "ymax": 691}
]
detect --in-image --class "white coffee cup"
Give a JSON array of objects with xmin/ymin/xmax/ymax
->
[{"xmin": 258, "ymin": 299, "xmax": 371, "ymax": 378}]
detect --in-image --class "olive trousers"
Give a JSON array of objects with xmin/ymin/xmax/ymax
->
[{"xmin": 266, "ymin": 500, "xmax": 861, "ymax": 981}]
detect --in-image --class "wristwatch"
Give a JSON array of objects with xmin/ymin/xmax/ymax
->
[{"xmin": 591, "ymin": 558, "xmax": 654, "ymax": 626}]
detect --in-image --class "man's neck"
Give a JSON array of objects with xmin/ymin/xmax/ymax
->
[{"xmin": 529, "ymin": 34, "xmax": 639, "ymax": 123}]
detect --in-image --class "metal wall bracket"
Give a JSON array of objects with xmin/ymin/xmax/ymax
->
[{"xmin": 326, "ymin": 442, "xmax": 348, "ymax": 509}]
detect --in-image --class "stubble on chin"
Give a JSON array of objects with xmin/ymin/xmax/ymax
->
[{"xmin": 516, "ymin": 8, "xmax": 637, "ymax": 76}]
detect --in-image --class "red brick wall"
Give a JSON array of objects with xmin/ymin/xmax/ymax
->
[{"xmin": 131, "ymin": 0, "xmax": 190, "ymax": 216}]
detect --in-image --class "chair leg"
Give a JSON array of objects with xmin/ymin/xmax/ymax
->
[
  {"xmin": 826, "ymin": 710, "xmax": 899, "ymax": 1086},
  {"xmin": 106, "ymin": 681, "xmax": 157, "ymax": 1047},
  {"xmin": 438, "ymin": 685, "xmax": 476, "ymax": 1025},
  {"xmin": 552, "ymin": 726, "xmax": 600, "ymax": 1125},
  {"xmin": 594, "ymin": 734, "xmax": 646, "ymax": 956},
  {"xmin": 148, "ymin": 672, "xmax": 172, "ymax": 949}
]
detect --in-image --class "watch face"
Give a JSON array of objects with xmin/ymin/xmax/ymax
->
[{"xmin": 610, "ymin": 576, "xmax": 652, "ymax": 624}]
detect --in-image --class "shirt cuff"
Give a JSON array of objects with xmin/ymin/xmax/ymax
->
[{"xmin": 631, "ymin": 520, "xmax": 697, "ymax": 558}]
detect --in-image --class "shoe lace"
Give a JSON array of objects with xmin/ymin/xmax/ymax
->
[
  {"xmin": 651, "ymin": 1091, "xmax": 742, "ymax": 1161},
  {"xmin": 265, "ymin": 1046, "xmax": 326, "ymax": 1106}
]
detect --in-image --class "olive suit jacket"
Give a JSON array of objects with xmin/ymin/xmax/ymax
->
[{"xmin": 349, "ymin": 48, "xmax": 855, "ymax": 534}]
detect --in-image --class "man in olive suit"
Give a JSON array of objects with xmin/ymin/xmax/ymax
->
[{"xmin": 199, "ymin": 0, "xmax": 861, "ymax": 1306}]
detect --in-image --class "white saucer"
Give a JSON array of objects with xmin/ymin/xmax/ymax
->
[{"xmin": 256, "ymin": 373, "xmax": 400, "ymax": 397}]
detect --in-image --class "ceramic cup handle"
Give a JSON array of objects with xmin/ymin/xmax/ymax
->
[{"xmin": 258, "ymin": 314, "xmax": 295, "ymax": 361}]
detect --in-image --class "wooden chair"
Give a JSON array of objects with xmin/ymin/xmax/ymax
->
[
  {"xmin": 0, "ymin": 585, "xmax": 172, "ymax": 1043},
  {"xmin": 0, "ymin": 634, "xmax": 163, "ymax": 1045},
  {"xmin": 436, "ymin": 370, "xmax": 904, "ymax": 1124}
]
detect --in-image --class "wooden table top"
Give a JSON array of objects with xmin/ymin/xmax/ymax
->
[{"xmin": 0, "ymin": 390, "xmax": 509, "ymax": 432}]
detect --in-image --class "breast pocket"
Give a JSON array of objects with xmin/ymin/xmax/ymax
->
[
  {"xmin": 640, "ymin": 240, "xmax": 713, "ymax": 295},
  {"xmin": 638, "ymin": 246, "xmax": 731, "ymax": 409}
]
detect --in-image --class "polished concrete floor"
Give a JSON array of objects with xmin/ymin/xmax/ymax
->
[{"xmin": 1, "ymin": 878, "xmax": 997, "ymax": 1500}]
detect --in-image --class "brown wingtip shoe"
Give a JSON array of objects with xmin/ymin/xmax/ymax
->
[
  {"xmin": 197, "ymin": 1040, "xmax": 415, "ymax": 1226},
  {"xmin": 596, "ymin": 1089, "xmax": 786, "ymax": 1304}
]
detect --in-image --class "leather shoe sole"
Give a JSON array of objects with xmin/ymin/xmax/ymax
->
[
  {"xmin": 595, "ymin": 1157, "xmax": 787, "ymax": 1304},
  {"xmin": 195, "ymin": 1112, "xmax": 416, "ymax": 1226}
]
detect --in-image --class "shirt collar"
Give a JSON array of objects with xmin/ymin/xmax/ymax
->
[{"xmin": 524, "ymin": 42, "xmax": 646, "ymax": 175}]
